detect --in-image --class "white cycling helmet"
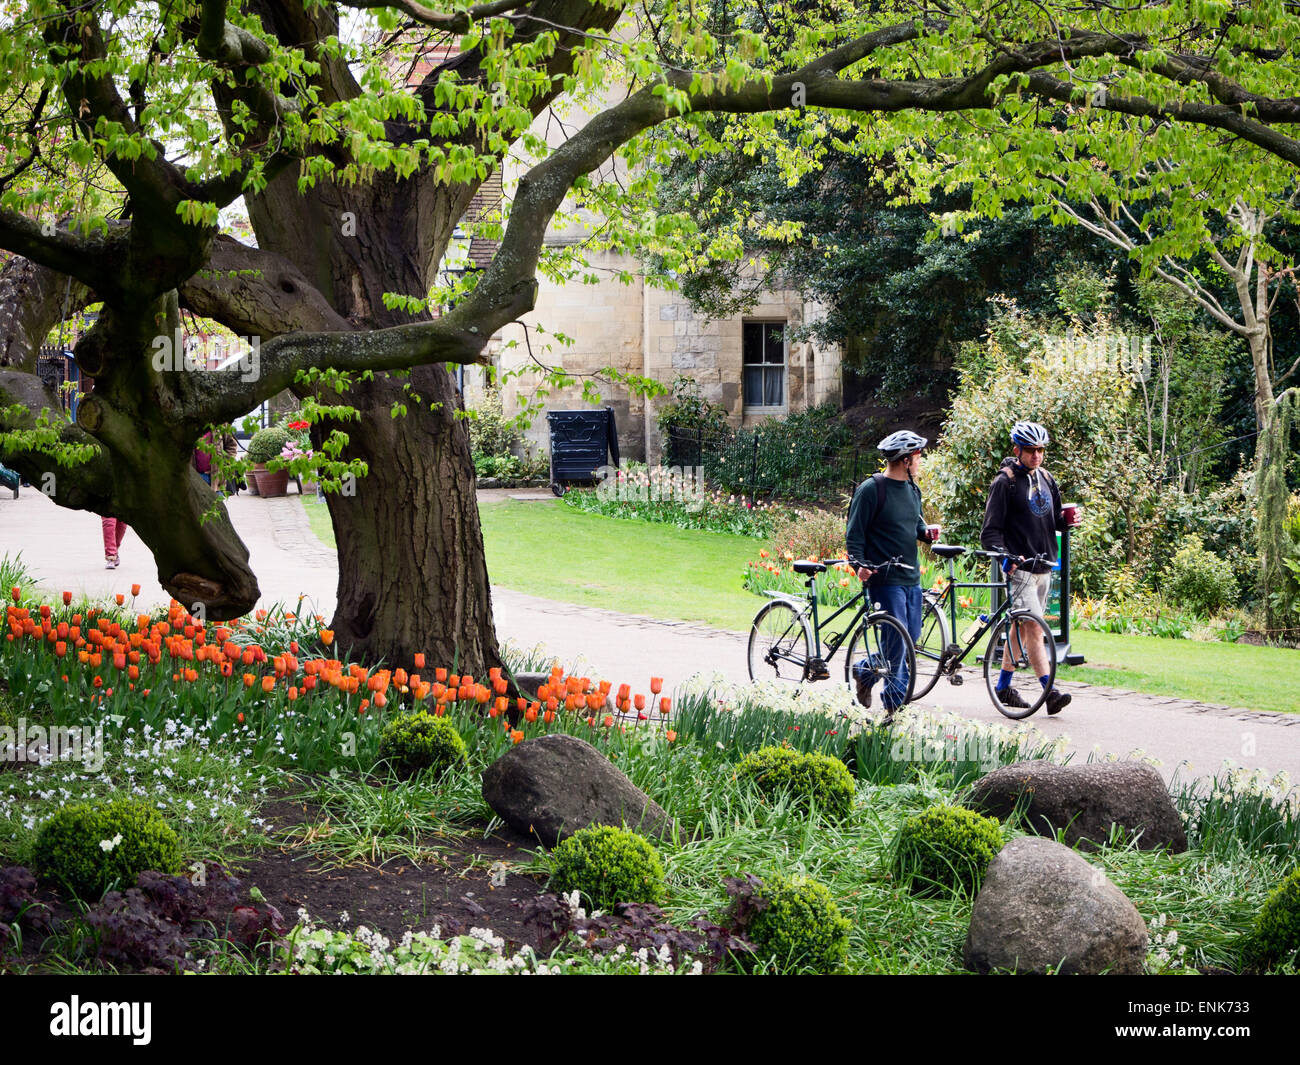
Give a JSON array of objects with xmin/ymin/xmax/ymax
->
[
  {"xmin": 878, "ymin": 430, "xmax": 928, "ymax": 462},
  {"xmin": 1010, "ymin": 421, "xmax": 1050, "ymax": 448}
]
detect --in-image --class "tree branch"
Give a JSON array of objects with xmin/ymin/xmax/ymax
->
[{"xmin": 341, "ymin": 0, "xmax": 533, "ymax": 31}]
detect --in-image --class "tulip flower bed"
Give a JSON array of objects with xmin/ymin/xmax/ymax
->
[{"xmin": 3, "ymin": 575, "xmax": 1299, "ymax": 976}]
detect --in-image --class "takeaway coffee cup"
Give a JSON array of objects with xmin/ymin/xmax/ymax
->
[
  {"xmin": 1063, "ymin": 502, "xmax": 1083, "ymax": 526},
  {"xmin": 925, "ymin": 523, "xmax": 942, "ymax": 542}
]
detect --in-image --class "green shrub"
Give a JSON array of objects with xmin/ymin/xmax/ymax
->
[
  {"xmin": 744, "ymin": 874, "xmax": 851, "ymax": 973},
  {"xmin": 734, "ymin": 745, "xmax": 856, "ymax": 820},
  {"xmin": 466, "ymin": 387, "xmax": 521, "ymax": 460},
  {"xmin": 247, "ymin": 425, "xmax": 291, "ymax": 464},
  {"xmin": 378, "ymin": 711, "xmax": 469, "ymax": 779},
  {"xmin": 892, "ymin": 805, "xmax": 1003, "ymax": 896},
  {"xmin": 548, "ymin": 825, "xmax": 666, "ymax": 911},
  {"xmin": 1161, "ymin": 534, "xmax": 1239, "ymax": 616},
  {"xmin": 709, "ymin": 404, "xmax": 854, "ymax": 503},
  {"xmin": 1251, "ymin": 868, "xmax": 1300, "ymax": 969},
  {"xmin": 657, "ymin": 375, "xmax": 731, "ymax": 468},
  {"xmin": 33, "ymin": 801, "xmax": 181, "ymax": 900},
  {"xmin": 767, "ymin": 506, "xmax": 848, "ymax": 562}
]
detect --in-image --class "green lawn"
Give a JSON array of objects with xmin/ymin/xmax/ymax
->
[
  {"xmin": 1068, "ymin": 630, "xmax": 1298, "ymax": 715},
  {"xmin": 302, "ymin": 496, "xmax": 1300, "ymax": 713}
]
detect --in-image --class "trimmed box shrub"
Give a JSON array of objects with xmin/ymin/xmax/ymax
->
[
  {"xmin": 1251, "ymin": 867, "xmax": 1300, "ymax": 970},
  {"xmin": 735, "ymin": 745, "xmax": 856, "ymax": 820},
  {"xmin": 892, "ymin": 804, "xmax": 1003, "ymax": 896},
  {"xmin": 378, "ymin": 711, "xmax": 469, "ymax": 779},
  {"xmin": 745, "ymin": 874, "xmax": 851, "ymax": 973},
  {"xmin": 246, "ymin": 426, "xmax": 291, "ymax": 464},
  {"xmin": 548, "ymin": 825, "xmax": 666, "ymax": 911},
  {"xmin": 33, "ymin": 800, "xmax": 181, "ymax": 900}
]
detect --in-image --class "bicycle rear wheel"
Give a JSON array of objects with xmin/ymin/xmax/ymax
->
[
  {"xmin": 983, "ymin": 610, "xmax": 1056, "ymax": 719},
  {"xmin": 845, "ymin": 612, "xmax": 916, "ymax": 710},
  {"xmin": 911, "ymin": 595, "xmax": 950, "ymax": 700},
  {"xmin": 748, "ymin": 601, "xmax": 812, "ymax": 686}
]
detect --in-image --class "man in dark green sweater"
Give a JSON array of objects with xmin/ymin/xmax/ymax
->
[{"xmin": 846, "ymin": 430, "xmax": 932, "ymax": 721}]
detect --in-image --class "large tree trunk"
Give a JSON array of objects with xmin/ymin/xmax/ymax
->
[
  {"xmin": 322, "ymin": 364, "xmax": 502, "ymax": 672},
  {"xmin": 245, "ymin": 165, "xmax": 504, "ymax": 672}
]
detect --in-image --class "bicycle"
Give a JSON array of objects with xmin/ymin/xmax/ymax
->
[
  {"xmin": 909, "ymin": 547, "xmax": 1058, "ymax": 718},
  {"xmin": 747, "ymin": 557, "xmax": 918, "ymax": 710}
]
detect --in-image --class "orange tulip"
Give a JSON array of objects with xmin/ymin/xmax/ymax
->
[
  {"xmin": 115, "ymin": 594, "xmax": 124, "ymax": 606},
  {"xmin": 524, "ymin": 705, "xmax": 538, "ymax": 723},
  {"xmin": 319, "ymin": 629, "xmax": 334, "ymax": 646},
  {"xmin": 666, "ymin": 730, "xmax": 677, "ymax": 743},
  {"xmin": 660, "ymin": 697, "xmax": 671, "ymax": 714},
  {"xmin": 288, "ymin": 686, "xmax": 299, "ymax": 701},
  {"xmin": 414, "ymin": 653, "xmax": 426, "ymax": 669},
  {"xmin": 303, "ymin": 675, "xmax": 317, "ymax": 692},
  {"xmin": 9, "ymin": 587, "xmax": 19, "ymax": 602},
  {"xmin": 510, "ymin": 730, "xmax": 524, "ymax": 744},
  {"xmin": 373, "ymin": 691, "xmax": 386, "ymax": 708},
  {"xmin": 543, "ymin": 709, "xmax": 555, "ymax": 724},
  {"xmin": 634, "ymin": 694, "xmax": 645, "ymax": 711},
  {"xmin": 603, "ymin": 715, "xmax": 614, "ymax": 728},
  {"xmin": 237, "ymin": 712, "xmax": 245, "ymax": 724},
  {"xmin": 62, "ymin": 591, "xmax": 72, "ymax": 606},
  {"xmin": 261, "ymin": 676, "xmax": 275, "ymax": 693},
  {"xmin": 650, "ymin": 677, "xmax": 663, "ymax": 694},
  {"xmin": 55, "ymin": 641, "xmax": 67, "ymax": 658}
]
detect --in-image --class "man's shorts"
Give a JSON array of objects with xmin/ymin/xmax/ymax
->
[{"xmin": 1009, "ymin": 568, "xmax": 1051, "ymax": 616}]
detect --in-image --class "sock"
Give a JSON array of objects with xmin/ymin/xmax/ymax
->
[
  {"xmin": 1039, "ymin": 675, "xmax": 1051, "ymax": 689},
  {"xmin": 996, "ymin": 668, "xmax": 1014, "ymax": 691}
]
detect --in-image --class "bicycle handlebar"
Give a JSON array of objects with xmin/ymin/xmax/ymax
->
[{"xmin": 845, "ymin": 556, "xmax": 916, "ymax": 573}]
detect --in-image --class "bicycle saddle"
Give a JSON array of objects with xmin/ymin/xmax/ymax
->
[
  {"xmin": 792, "ymin": 560, "xmax": 828, "ymax": 574},
  {"xmin": 930, "ymin": 544, "xmax": 968, "ymax": 559}
]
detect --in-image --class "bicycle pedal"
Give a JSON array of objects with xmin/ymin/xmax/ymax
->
[
  {"xmin": 949, "ymin": 673, "xmax": 964, "ymax": 686},
  {"xmin": 806, "ymin": 659, "xmax": 830, "ymax": 681}
]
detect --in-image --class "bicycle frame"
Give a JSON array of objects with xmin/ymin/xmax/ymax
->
[
  {"xmin": 806, "ymin": 585, "xmax": 873, "ymax": 664},
  {"xmin": 925, "ymin": 553, "xmax": 1043, "ymax": 670}
]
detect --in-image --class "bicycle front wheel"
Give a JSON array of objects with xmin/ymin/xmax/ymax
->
[
  {"xmin": 983, "ymin": 610, "xmax": 1056, "ymax": 719},
  {"xmin": 911, "ymin": 595, "xmax": 950, "ymax": 700},
  {"xmin": 845, "ymin": 612, "xmax": 916, "ymax": 711},
  {"xmin": 748, "ymin": 601, "xmax": 812, "ymax": 686}
]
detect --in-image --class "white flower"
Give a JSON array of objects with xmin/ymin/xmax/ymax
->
[{"xmin": 98, "ymin": 833, "xmax": 123, "ymax": 852}]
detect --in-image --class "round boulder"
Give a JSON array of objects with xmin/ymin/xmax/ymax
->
[
  {"xmin": 966, "ymin": 760, "xmax": 1187, "ymax": 852},
  {"xmin": 481, "ymin": 733, "xmax": 675, "ymax": 848},
  {"xmin": 964, "ymin": 837, "xmax": 1148, "ymax": 974}
]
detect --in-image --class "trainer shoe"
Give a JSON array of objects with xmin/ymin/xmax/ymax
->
[
  {"xmin": 1045, "ymin": 689, "xmax": 1072, "ymax": 715},
  {"xmin": 855, "ymin": 673, "xmax": 873, "ymax": 709},
  {"xmin": 996, "ymin": 686, "xmax": 1030, "ymax": 710}
]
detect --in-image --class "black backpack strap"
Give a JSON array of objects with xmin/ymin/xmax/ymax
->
[{"xmin": 873, "ymin": 472, "xmax": 885, "ymax": 512}]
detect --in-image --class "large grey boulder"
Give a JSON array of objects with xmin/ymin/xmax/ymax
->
[
  {"xmin": 481, "ymin": 733, "xmax": 674, "ymax": 848},
  {"xmin": 967, "ymin": 760, "xmax": 1187, "ymax": 852},
  {"xmin": 964, "ymin": 837, "xmax": 1148, "ymax": 974}
]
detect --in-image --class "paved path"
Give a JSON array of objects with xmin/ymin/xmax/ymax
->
[{"xmin": 3, "ymin": 488, "xmax": 1297, "ymax": 787}]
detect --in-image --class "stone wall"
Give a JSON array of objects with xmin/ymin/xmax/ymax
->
[{"xmin": 485, "ymin": 248, "xmax": 842, "ymax": 465}]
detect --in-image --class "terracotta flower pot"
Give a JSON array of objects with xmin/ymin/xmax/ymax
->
[
  {"xmin": 247, "ymin": 463, "xmax": 262, "ymax": 495},
  {"xmin": 254, "ymin": 468, "xmax": 290, "ymax": 497}
]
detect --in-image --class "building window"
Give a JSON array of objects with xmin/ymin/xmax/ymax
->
[{"xmin": 743, "ymin": 321, "xmax": 785, "ymax": 408}]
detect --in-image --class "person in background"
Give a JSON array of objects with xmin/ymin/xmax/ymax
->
[
  {"xmin": 846, "ymin": 429, "xmax": 933, "ymax": 724},
  {"xmin": 980, "ymin": 420, "xmax": 1078, "ymax": 715},
  {"xmin": 102, "ymin": 516, "xmax": 127, "ymax": 569}
]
